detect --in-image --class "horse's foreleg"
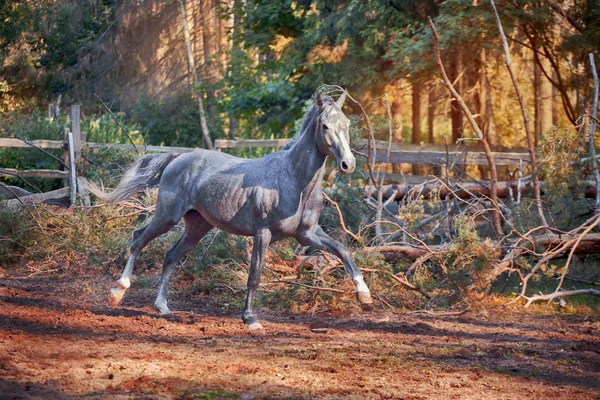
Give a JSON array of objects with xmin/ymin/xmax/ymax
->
[
  {"xmin": 242, "ymin": 228, "xmax": 272, "ymax": 330},
  {"xmin": 154, "ymin": 214, "xmax": 213, "ymax": 315},
  {"xmin": 296, "ymin": 226, "xmax": 373, "ymax": 304},
  {"xmin": 108, "ymin": 216, "xmax": 175, "ymax": 308}
]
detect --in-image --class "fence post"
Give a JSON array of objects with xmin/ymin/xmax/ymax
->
[
  {"xmin": 65, "ymin": 128, "xmax": 77, "ymax": 206},
  {"xmin": 48, "ymin": 103, "xmax": 55, "ymax": 120},
  {"xmin": 71, "ymin": 105, "xmax": 81, "ymax": 160}
]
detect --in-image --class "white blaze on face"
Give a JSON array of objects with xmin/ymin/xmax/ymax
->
[{"xmin": 329, "ymin": 110, "xmax": 352, "ymax": 160}]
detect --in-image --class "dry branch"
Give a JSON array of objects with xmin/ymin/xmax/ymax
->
[
  {"xmin": 490, "ymin": 0, "xmax": 548, "ymax": 228},
  {"xmin": 524, "ymin": 289, "xmax": 600, "ymax": 307}
]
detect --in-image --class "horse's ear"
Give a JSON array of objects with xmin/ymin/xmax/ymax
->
[
  {"xmin": 316, "ymin": 92, "xmax": 324, "ymax": 107},
  {"xmin": 336, "ymin": 90, "xmax": 347, "ymax": 108}
]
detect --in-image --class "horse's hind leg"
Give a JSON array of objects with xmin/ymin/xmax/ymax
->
[
  {"xmin": 154, "ymin": 210, "xmax": 213, "ymax": 315},
  {"xmin": 108, "ymin": 211, "xmax": 179, "ymax": 307}
]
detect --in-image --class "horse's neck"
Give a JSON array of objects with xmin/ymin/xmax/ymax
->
[{"xmin": 286, "ymin": 115, "xmax": 327, "ymax": 194}]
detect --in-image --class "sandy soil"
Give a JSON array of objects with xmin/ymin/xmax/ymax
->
[{"xmin": 0, "ymin": 273, "xmax": 599, "ymax": 399}]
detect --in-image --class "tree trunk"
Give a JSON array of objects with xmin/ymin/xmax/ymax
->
[
  {"xmin": 480, "ymin": 48, "xmax": 498, "ymax": 145},
  {"xmin": 427, "ymin": 84, "xmax": 437, "ymax": 144},
  {"xmin": 412, "ymin": 80, "xmax": 424, "ymax": 176},
  {"xmin": 179, "ymin": 0, "xmax": 213, "ymax": 149},
  {"xmin": 449, "ymin": 50, "xmax": 462, "ymax": 144},
  {"xmin": 201, "ymin": 0, "xmax": 218, "ymax": 133},
  {"xmin": 428, "ymin": 83, "xmax": 441, "ymax": 177},
  {"xmin": 392, "ymin": 89, "xmax": 404, "ymax": 174},
  {"xmin": 534, "ymin": 46, "xmax": 553, "ymax": 148},
  {"xmin": 227, "ymin": 0, "xmax": 243, "ymax": 139}
]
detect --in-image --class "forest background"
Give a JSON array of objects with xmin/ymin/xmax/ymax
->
[
  {"xmin": 2, "ymin": 0, "xmax": 598, "ymax": 148},
  {"xmin": 2, "ymin": 0, "xmax": 600, "ymax": 311}
]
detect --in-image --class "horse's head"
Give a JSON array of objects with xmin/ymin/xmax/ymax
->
[{"xmin": 315, "ymin": 91, "xmax": 356, "ymax": 174}]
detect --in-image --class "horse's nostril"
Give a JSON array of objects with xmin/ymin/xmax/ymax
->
[{"xmin": 341, "ymin": 161, "xmax": 348, "ymax": 171}]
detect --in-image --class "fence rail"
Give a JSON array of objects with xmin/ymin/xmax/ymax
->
[{"xmin": 1, "ymin": 106, "xmax": 537, "ymax": 209}]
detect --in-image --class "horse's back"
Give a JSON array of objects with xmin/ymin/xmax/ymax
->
[{"xmin": 156, "ymin": 149, "xmax": 295, "ymax": 236}]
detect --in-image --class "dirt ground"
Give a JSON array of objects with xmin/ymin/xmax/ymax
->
[{"xmin": 0, "ymin": 272, "xmax": 599, "ymax": 400}]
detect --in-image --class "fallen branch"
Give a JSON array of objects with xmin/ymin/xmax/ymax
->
[
  {"xmin": 524, "ymin": 289, "xmax": 600, "ymax": 307},
  {"xmin": 367, "ymin": 181, "xmax": 599, "ymax": 201},
  {"xmin": 388, "ymin": 273, "xmax": 431, "ymax": 299}
]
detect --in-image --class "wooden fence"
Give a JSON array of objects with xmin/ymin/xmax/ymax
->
[{"xmin": 1, "ymin": 105, "xmax": 534, "ymax": 208}]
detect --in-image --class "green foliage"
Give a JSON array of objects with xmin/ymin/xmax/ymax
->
[
  {"xmin": 0, "ymin": 0, "xmax": 118, "ymax": 103},
  {"xmin": 83, "ymin": 113, "xmax": 143, "ymax": 145},
  {"xmin": 444, "ymin": 215, "xmax": 500, "ymax": 294},
  {"xmin": 130, "ymin": 94, "xmax": 221, "ymax": 147},
  {"xmin": 538, "ymin": 126, "xmax": 588, "ymax": 228}
]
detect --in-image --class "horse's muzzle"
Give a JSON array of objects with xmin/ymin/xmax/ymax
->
[{"xmin": 338, "ymin": 156, "xmax": 356, "ymax": 174}]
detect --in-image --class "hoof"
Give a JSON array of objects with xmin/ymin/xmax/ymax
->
[
  {"xmin": 357, "ymin": 291, "xmax": 373, "ymax": 304},
  {"xmin": 108, "ymin": 287, "xmax": 125, "ymax": 307},
  {"xmin": 248, "ymin": 322, "xmax": 264, "ymax": 331},
  {"xmin": 155, "ymin": 303, "xmax": 172, "ymax": 316}
]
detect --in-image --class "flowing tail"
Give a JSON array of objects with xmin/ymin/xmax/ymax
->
[{"xmin": 83, "ymin": 152, "xmax": 180, "ymax": 203}]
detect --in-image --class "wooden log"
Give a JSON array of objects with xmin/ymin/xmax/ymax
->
[
  {"xmin": 366, "ymin": 181, "xmax": 598, "ymax": 201},
  {"xmin": 0, "ymin": 138, "xmax": 63, "ymax": 149},
  {"xmin": 2, "ymin": 187, "xmax": 71, "ymax": 209},
  {"xmin": 77, "ymin": 177, "xmax": 91, "ymax": 207},
  {"xmin": 530, "ymin": 233, "xmax": 600, "ymax": 254},
  {"xmin": 0, "ymin": 168, "xmax": 68, "ymax": 179}
]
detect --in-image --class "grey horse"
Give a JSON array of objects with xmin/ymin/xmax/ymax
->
[{"xmin": 86, "ymin": 92, "xmax": 373, "ymax": 330}]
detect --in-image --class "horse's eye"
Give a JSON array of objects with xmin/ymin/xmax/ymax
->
[{"xmin": 322, "ymin": 124, "xmax": 329, "ymax": 130}]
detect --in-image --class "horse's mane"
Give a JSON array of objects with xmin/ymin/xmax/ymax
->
[{"xmin": 282, "ymin": 95, "xmax": 335, "ymax": 151}]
